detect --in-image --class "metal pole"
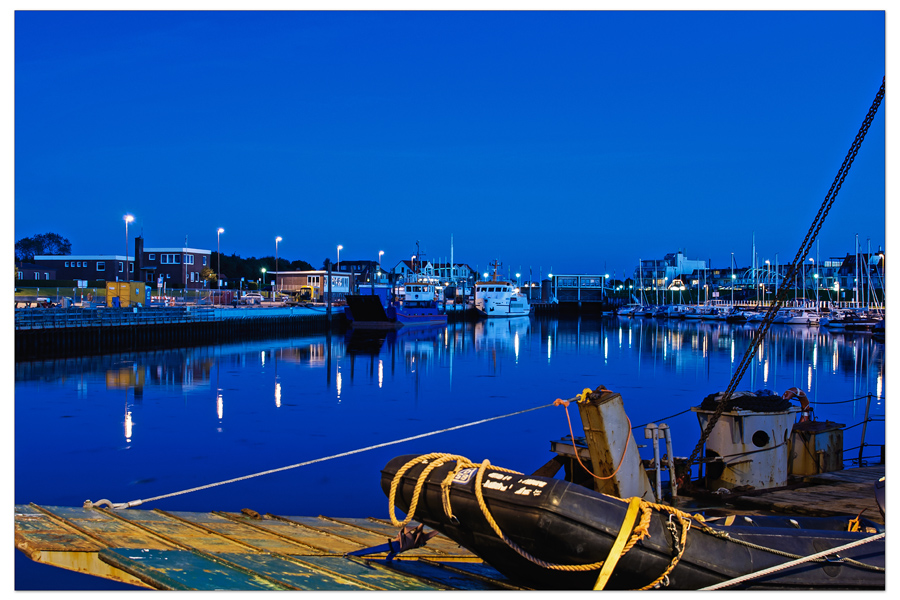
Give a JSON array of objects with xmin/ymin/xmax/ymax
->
[{"xmin": 859, "ymin": 393, "xmax": 871, "ymax": 466}]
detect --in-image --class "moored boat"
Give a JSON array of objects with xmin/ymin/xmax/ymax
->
[
  {"xmin": 474, "ymin": 261, "xmax": 532, "ymax": 318},
  {"xmin": 382, "ymin": 452, "xmax": 884, "ymax": 590},
  {"xmin": 615, "ymin": 303, "xmax": 642, "ymax": 317}
]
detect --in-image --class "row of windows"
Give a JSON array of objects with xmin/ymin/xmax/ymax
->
[{"xmin": 61, "ymin": 255, "xmax": 207, "ymax": 269}]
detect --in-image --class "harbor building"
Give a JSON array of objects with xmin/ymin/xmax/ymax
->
[
  {"xmin": 273, "ymin": 270, "xmax": 355, "ymax": 302},
  {"xmin": 32, "ymin": 236, "xmax": 212, "ymax": 289},
  {"xmin": 16, "ymin": 263, "xmax": 58, "ymax": 281},
  {"xmin": 389, "ymin": 260, "xmax": 475, "ymax": 286},
  {"xmin": 634, "ymin": 252, "xmax": 707, "ymax": 292}
]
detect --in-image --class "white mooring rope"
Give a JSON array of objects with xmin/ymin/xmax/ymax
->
[
  {"xmin": 700, "ymin": 532, "xmax": 885, "ymax": 590},
  {"xmin": 85, "ymin": 402, "xmax": 555, "ymax": 510}
]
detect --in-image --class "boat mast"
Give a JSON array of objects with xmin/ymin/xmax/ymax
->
[
  {"xmin": 638, "ymin": 258, "xmax": 644, "ymax": 305},
  {"xmin": 855, "ymin": 233, "xmax": 860, "ymax": 307},
  {"xmin": 730, "ymin": 252, "xmax": 734, "ymax": 307}
]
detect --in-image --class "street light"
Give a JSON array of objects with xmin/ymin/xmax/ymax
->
[
  {"xmin": 261, "ymin": 267, "xmax": 266, "ymax": 291},
  {"xmin": 275, "ymin": 236, "xmax": 282, "ymax": 293},
  {"xmin": 124, "ymin": 214, "xmax": 134, "ymax": 283},
  {"xmin": 217, "ymin": 228, "xmax": 224, "ymax": 291},
  {"xmin": 337, "ymin": 245, "xmax": 343, "ymax": 272}
]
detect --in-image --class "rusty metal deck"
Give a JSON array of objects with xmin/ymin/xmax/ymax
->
[{"xmin": 14, "ymin": 504, "xmax": 525, "ymax": 590}]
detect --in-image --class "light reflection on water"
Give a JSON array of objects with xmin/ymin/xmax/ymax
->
[{"xmin": 15, "ymin": 316, "xmax": 884, "ymax": 523}]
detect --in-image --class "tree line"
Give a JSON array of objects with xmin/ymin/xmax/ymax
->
[
  {"xmin": 15, "ymin": 232, "xmax": 318, "ymax": 288},
  {"xmin": 208, "ymin": 252, "xmax": 314, "ymax": 287}
]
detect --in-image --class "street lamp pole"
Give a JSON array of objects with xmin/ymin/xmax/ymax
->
[
  {"xmin": 275, "ymin": 237, "xmax": 282, "ymax": 294},
  {"xmin": 337, "ymin": 245, "xmax": 343, "ymax": 272},
  {"xmin": 124, "ymin": 214, "xmax": 134, "ymax": 283},
  {"xmin": 217, "ymin": 228, "xmax": 224, "ymax": 292},
  {"xmin": 261, "ymin": 268, "xmax": 266, "ymax": 292}
]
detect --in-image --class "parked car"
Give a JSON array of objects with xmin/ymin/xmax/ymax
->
[{"xmin": 240, "ymin": 292, "xmax": 264, "ymax": 305}]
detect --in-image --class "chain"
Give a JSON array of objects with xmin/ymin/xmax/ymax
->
[{"xmin": 684, "ymin": 77, "xmax": 885, "ymax": 471}]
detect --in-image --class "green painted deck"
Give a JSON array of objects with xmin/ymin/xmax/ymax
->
[{"xmin": 14, "ymin": 504, "xmax": 525, "ymax": 590}]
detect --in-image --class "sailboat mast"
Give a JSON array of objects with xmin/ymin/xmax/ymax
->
[{"xmin": 855, "ymin": 234, "xmax": 860, "ymax": 306}]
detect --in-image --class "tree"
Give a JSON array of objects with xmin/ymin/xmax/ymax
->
[
  {"xmin": 200, "ymin": 266, "xmax": 217, "ymax": 285},
  {"xmin": 15, "ymin": 233, "xmax": 72, "ymax": 262}
]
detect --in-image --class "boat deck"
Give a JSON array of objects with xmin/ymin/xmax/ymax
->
[
  {"xmin": 724, "ymin": 465, "xmax": 885, "ymax": 524},
  {"xmin": 14, "ymin": 504, "xmax": 526, "ymax": 590}
]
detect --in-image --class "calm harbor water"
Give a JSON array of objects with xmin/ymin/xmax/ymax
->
[{"xmin": 14, "ymin": 315, "xmax": 885, "ymax": 589}]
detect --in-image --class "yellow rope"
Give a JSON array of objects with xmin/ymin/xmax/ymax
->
[
  {"xmin": 388, "ymin": 453, "xmax": 654, "ymax": 574},
  {"xmin": 635, "ymin": 501, "xmax": 697, "ymax": 590}
]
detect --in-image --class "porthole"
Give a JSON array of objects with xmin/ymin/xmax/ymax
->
[{"xmin": 751, "ymin": 430, "xmax": 770, "ymax": 448}]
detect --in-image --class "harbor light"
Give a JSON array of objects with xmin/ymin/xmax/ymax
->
[
  {"xmin": 217, "ymin": 228, "xmax": 224, "ymax": 291},
  {"xmin": 124, "ymin": 214, "xmax": 134, "ymax": 282}
]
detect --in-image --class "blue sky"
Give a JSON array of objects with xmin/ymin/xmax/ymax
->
[{"xmin": 13, "ymin": 10, "xmax": 886, "ymax": 277}]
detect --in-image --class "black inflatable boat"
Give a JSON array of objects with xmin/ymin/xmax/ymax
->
[{"xmin": 381, "ymin": 454, "xmax": 885, "ymax": 590}]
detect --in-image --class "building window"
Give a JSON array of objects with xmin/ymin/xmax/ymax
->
[
  {"xmin": 97, "ymin": 261, "xmax": 105, "ymax": 271},
  {"xmin": 34, "ymin": 273, "xmax": 39, "ymax": 280},
  {"xmin": 166, "ymin": 273, "xmax": 170, "ymax": 279},
  {"xmin": 44, "ymin": 273, "xmax": 50, "ymax": 280},
  {"xmin": 202, "ymin": 256, "xmax": 207, "ymax": 266},
  {"xmin": 184, "ymin": 255, "xmax": 194, "ymax": 265},
  {"xmin": 149, "ymin": 254, "xmax": 155, "ymax": 261},
  {"xmin": 17, "ymin": 271, "xmax": 22, "ymax": 280},
  {"xmin": 64, "ymin": 261, "xmax": 69, "ymax": 267},
  {"xmin": 129, "ymin": 263, "xmax": 134, "ymax": 273},
  {"xmin": 119, "ymin": 262, "xmax": 124, "ymax": 272},
  {"xmin": 174, "ymin": 254, "xmax": 180, "ymax": 264}
]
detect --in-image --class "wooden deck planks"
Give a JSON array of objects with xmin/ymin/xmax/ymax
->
[
  {"xmin": 15, "ymin": 465, "xmax": 884, "ymax": 590},
  {"xmin": 15, "ymin": 503, "xmax": 486, "ymax": 590},
  {"xmin": 728, "ymin": 466, "xmax": 885, "ymax": 524}
]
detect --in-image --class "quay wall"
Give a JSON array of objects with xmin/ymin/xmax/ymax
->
[
  {"xmin": 15, "ymin": 304, "xmax": 476, "ymax": 361},
  {"xmin": 15, "ymin": 309, "xmax": 340, "ymax": 361}
]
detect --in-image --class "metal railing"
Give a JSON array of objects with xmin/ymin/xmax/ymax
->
[{"xmin": 14, "ymin": 306, "xmax": 219, "ymax": 329}]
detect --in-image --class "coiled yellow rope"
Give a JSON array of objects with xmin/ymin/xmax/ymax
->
[{"xmin": 388, "ymin": 453, "xmax": 662, "ymax": 575}]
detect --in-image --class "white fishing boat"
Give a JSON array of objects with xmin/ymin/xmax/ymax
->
[
  {"xmin": 775, "ymin": 307, "xmax": 821, "ymax": 325},
  {"xmin": 666, "ymin": 304, "xmax": 693, "ymax": 319},
  {"xmin": 616, "ymin": 304, "xmax": 642, "ymax": 316},
  {"xmin": 474, "ymin": 261, "xmax": 532, "ymax": 318}
]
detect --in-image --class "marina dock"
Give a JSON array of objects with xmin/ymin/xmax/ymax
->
[
  {"xmin": 15, "ymin": 464, "xmax": 883, "ymax": 590},
  {"xmin": 15, "ymin": 504, "xmax": 523, "ymax": 590}
]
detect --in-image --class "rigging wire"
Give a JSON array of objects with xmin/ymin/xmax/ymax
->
[{"xmin": 684, "ymin": 77, "xmax": 885, "ymax": 472}]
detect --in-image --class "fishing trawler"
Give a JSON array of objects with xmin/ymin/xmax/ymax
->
[{"xmin": 474, "ymin": 261, "xmax": 532, "ymax": 318}]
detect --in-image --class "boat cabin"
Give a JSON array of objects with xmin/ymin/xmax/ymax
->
[{"xmin": 401, "ymin": 283, "xmax": 438, "ymax": 308}]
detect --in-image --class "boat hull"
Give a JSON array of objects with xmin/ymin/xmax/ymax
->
[{"xmin": 381, "ymin": 454, "xmax": 884, "ymax": 590}]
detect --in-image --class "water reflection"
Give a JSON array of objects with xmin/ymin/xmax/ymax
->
[{"xmin": 14, "ymin": 316, "xmax": 884, "ymax": 454}]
